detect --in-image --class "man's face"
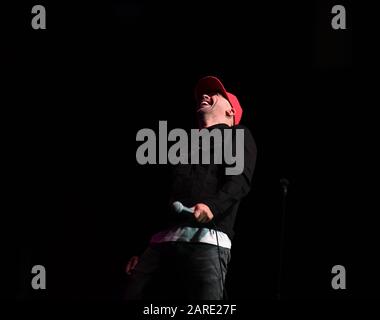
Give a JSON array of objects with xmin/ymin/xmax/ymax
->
[{"xmin": 197, "ymin": 92, "xmax": 232, "ymax": 117}]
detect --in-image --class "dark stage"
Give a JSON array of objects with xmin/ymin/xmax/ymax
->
[{"xmin": 6, "ymin": 0, "xmax": 376, "ymax": 308}]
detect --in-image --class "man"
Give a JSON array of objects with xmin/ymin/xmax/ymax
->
[{"xmin": 125, "ymin": 76, "xmax": 257, "ymax": 300}]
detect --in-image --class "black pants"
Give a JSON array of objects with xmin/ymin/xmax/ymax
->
[{"xmin": 125, "ymin": 242, "xmax": 231, "ymax": 300}]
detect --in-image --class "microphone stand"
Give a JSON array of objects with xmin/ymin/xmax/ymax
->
[{"xmin": 277, "ymin": 178, "xmax": 289, "ymax": 300}]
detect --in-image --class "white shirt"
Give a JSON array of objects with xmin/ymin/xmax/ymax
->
[{"xmin": 150, "ymin": 226, "xmax": 232, "ymax": 249}]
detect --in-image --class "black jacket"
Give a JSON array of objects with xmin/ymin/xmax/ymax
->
[{"xmin": 167, "ymin": 123, "xmax": 257, "ymax": 240}]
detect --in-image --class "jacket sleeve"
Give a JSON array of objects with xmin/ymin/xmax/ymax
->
[{"xmin": 202, "ymin": 126, "xmax": 257, "ymax": 218}]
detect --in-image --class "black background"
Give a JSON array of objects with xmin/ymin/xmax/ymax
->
[{"xmin": 6, "ymin": 0, "xmax": 376, "ymax": 304}]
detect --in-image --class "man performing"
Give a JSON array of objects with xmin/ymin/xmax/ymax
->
[{"xmin": 125, "ymin": 76, "xmax": 257, "ymax": 300}]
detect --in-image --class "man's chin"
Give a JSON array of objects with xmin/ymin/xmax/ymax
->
[{"xmin": 196, "ymin": 106, "xmax": 212, "ymax": 113}]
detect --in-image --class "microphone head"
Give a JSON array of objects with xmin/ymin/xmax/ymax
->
[{"xmin": 172, "ymin": 201, "xmax": 184, "ymax": 213}]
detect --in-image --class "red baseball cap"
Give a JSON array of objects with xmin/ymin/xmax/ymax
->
[{"xmin": 195, "ymin": 76, "xmax": 243, "ymax": 125}]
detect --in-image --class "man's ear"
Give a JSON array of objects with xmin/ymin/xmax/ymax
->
[{"xmin": 226, "ymin": 108, "xmax": 236, "ymax": 118}]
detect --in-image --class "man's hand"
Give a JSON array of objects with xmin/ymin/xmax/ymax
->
[
  {"xmin": 126, "ymin": 256, "xmax": 139, "ymax": 275},
  {"xmin": 192, "ymin": 203, "xmax": 214, "ymax": 223}
]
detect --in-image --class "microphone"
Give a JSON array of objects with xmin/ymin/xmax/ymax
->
[
  {"xmin": 280, "ymin": 178, "xmax": 289, "ymax": 195},
  {"xmin": 172, "ymin": 201, "xmax": 194, "ymax": 215}
]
